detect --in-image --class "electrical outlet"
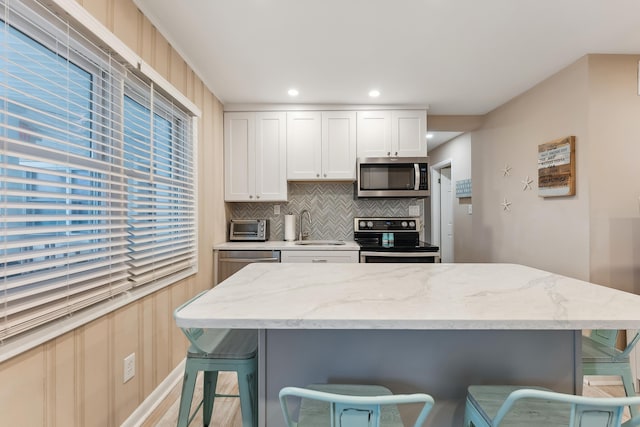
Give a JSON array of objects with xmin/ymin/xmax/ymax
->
[
  {"xmin": 468, "ymin": 205, "xmax": 473, "ymax": 215},
  {"xmin": 274, "ymin": 205, "xmax": 280, "ymax": 215},
  {"xmin": 123, "ymin": 353, "xmax": 135, "ymax": 383},
  {"xmin": 409, "ymin": 205, "xmax": 420, "ymax": 217}
]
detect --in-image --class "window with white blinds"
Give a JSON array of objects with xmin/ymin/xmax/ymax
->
[
  {"xmin": 1, "ymin": 0, "xmax": 197, "ymax": 341},
  {"xmin": 123, "ymin": 75, "xmax": 196, "ymax": 287}
]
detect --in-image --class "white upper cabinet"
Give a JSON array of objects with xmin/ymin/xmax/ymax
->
[
  {"xmin": 224, "ymin": 112, "xmax": 287, "ymax": 202},
  {"xmin": 287, "ymin": 111, "xmax": 356, "ymax": 181},
  {"xmin": 357, "ymin": 110, "xmax": 427, "ymax": 158},
  {"xmin": 322, "ymin": 111, "xmax": 356, "ymax": 180},
  {"xmin": 287, "ymin": 112, "xmax": 322, "ymax": 180}
]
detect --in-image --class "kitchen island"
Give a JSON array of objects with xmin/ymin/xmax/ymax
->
[{"xmin": 175, "ymin": 263, "xmax": 640, "ymax": 427}]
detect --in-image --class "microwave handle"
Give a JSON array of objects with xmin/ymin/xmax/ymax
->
[{"xmin": 414, "ymin": 163, "xmax": 420, "ymax": 190}]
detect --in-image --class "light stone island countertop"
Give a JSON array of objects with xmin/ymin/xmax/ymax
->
[
  {"xmin": 175, "ymin": 262, "xmax": 640, "ymax": 330},
  {"xmin": 213, "ymin": 240, "xmax": 360, "ymax": 251}
]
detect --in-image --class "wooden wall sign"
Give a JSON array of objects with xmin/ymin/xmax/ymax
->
[{"xmin": 538, "ymin": 136, "xmax": 575, "ymax": 197}]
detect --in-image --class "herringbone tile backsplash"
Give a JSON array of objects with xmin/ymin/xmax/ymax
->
[{"xmin": 229, "ymin": 182, "xmax": 425, "ymax": 241}]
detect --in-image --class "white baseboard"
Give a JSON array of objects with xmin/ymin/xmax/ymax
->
[
  {"xmin": 584, "ymin": 375, "xmax": 624, "ymax": 386},
  {"xmin": 121, "ymin": 359, "xmax": 186, "ymax": 427}
]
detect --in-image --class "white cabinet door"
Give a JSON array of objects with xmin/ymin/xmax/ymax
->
[
  {"xmin": 224, "ymin": 112, "xmax": 255, "ymax": 201},
  {"xmin": 392, "ymin": 110, "xmax": 427, "ymax": 157},
  {"xmin": 287, "ymin": 112, "xmax": 322, "ymax": 180},
  {"xmin": 322, "ymin": 111, "xmax": 356, "ymax": 180},
  {"xmin": 225, "ymin": 112, "xmax": 287, "ymax": 201},
  {"xmin": 255, "ymin": 112, "xmax": 287, "ymax": 200},
  {"xmin": 357, "ymin": 110, "xmax": 427, "ymax": 157},
  {"xmin": 356, "ymin": 110, "xmax": 392, "ymax": 158},
  {"xmin": 280, "ymin": 250, "xmax": 359, "ymax": 263}
]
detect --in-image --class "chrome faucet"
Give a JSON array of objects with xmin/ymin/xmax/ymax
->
[{"xmin": 299, "ymin": 209, "xmax": 312, "ymax": 241}]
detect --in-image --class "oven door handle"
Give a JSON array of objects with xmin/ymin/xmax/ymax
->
[{"xmin": 360, "ymin": 251, "xmax": 440, "ymax": 258}]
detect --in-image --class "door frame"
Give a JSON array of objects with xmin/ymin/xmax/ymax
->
[{"xmin": 430, "ymin": 159, "xmax": 453, "ymax": 260}]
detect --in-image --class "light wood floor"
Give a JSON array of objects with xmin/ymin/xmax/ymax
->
[
  {"xmin": 142, "ymin": 375, "xmax": 628, "ymax": 426},
  {"xmin": 141, "ymin": 371, "xmax": 242, "ymax": 427}
]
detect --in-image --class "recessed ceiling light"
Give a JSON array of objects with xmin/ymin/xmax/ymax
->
[
  {"xmin": 288, "ymin": 88, "xmax": 299, "ymax": 97},
  {"xmin": 426, "ymin": 133, "xmax": 434, "ymax": 139},
  {"xmin": 368, "ymin": 89, "xmax": 380, "ymax": 98}
]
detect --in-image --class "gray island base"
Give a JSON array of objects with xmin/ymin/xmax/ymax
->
[{"xmin": 175, "ymin": 263, "xmax": 640, "ymax": 427}]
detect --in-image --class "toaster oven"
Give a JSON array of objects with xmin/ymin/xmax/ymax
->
[{"xmin": 229, "ymin": 219, "xmax": 269, "ymax": 241}]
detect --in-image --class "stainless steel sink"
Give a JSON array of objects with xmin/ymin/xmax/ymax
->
[{"xmin": 294, "ymin": 240, "xmax": 346, "ymax": 246}]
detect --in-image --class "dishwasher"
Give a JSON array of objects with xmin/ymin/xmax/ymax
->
[{"xmin": 216, "ymin": 250, "xmax": 281, "ymax": 284}]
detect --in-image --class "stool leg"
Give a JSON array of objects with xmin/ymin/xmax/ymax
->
[
  {"xmin": 203, "ymin": 371, "xmax": 219, "ymax": 427},
  {"xmin": 237, "ymin": 366, "xmax": 257, "ymax": 427},
  {"xmin": 620, "ymin": 364, "xmax": 638, "ymax": 418},
  {"xmin": 177, "ymin": 359, "xmax": 198, "ymax": 427}
]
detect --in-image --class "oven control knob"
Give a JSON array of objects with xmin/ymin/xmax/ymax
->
[
  {"xmin": 359, "ymin": 221, "xmax": 366, "ymax": 229},
  {"xmin": 409, "ymin": 221, "xmax": 416, "ymax": 228},
  {"xmin": 366, "ymin": 221, "xmax": 373, "ymax": 228},
  {"xmin": 401, "ymin": 221, "xmax": 408, "ymax": 228}
]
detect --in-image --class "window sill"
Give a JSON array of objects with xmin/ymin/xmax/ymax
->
[{"xmin": 0, "ymin": 268, "xmax": 197, "ymax": 364}]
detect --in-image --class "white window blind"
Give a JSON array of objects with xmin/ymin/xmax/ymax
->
[
  {"xmin": 1, "ymin": 0, "xmax": 197, "ymax": 341},
  {"xmin": 124, "ymin": 75, "xmax": 196, "ymax": 287}
]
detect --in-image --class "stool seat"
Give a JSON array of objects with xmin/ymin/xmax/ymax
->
[
  {"xmin": 186, "ymin": 329, "xmax": 257, "ymax": 359},
  {"xmin": 175, "ymin": 292, "xmax": 258, "ymax": 427},
  {"xmin": 583, "ymin": 335, "xmax": 630, "ymax": 363}
]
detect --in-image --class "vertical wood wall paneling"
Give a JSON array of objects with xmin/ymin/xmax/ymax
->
[
  {"xmin": 82, "ymin": 317, "xmax": 110, "ymax": 426},
  {"xmin": 0, "ymin": 348, "xmax": 45, "ymax": 424},
  {"xmin": 75, "ymin": 327, "xmax": 84, "ymax": 427},
  {"xmin": 113, "ymin": 304, "xmax": 140, "ymax": 425},
  {"xmin": 171, "ymin": 283, "xmax": 189, "ymax": 367},
  {"xmin": 112, "ymin": 0, "xmax": 138, "ymax": 50}
]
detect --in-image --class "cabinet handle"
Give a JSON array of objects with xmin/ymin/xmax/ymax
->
[
  {"xmin": 323, "ymin": 173, "xmax": 327, "ymax": 178},
  {"xmin": 256, "ymin": 195, "xmax": 260, "ymax": 199},
  {"xmin": 387, "ymin": 152, "xmax": 391, "ymax": 156},
  {"xmin": 249, "ymin": 195, "xmax": 253, "ymax": 199},
  {"xmin": 395, "ymin": 152, "xmax": 398, "ymax": 156},
  {"xmin": 316, "ymin": 173, "xmax": 320, "ymax": 178},
  {"xmin": 312, "ymin": 259, "xmax": 328, "ymax": 263}
]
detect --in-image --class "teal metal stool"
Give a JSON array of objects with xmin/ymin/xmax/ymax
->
[
  {"xmin": 174, "ymin": 292, "xmax": 257, "ymax": 427},
  {"xmin": 464, "ymin": 385, "xmax": 640, "ymax": 427},
  {"xmin": 279, "ymin": 383, "xmax": 434, "ymax": 427},
  {"xmin": 583, "ymin": 329, "xmax": 640, "ymax": 418}
]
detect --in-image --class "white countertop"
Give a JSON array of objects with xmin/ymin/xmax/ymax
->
[
  {"xmin": 213, "ymin": 240, "xmax": 360, "ymax": 251},
  {"xmin": 175, "ymin": 263, "xmax": 640, "ymax": 330}
]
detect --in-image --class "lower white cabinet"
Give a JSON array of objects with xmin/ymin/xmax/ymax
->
[{"xmin": 280, "ymin": 250, "xmax": 359, "ymax": 263}]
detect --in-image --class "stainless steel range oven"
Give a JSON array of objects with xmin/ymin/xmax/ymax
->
[{"xmin": 354, "ymin": 217, "xmax": 440, "ymax": 263}]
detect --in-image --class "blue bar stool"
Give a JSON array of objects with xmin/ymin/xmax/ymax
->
[
  {"xmin": 174, "ymin": 291, "xmax": 257, "ymax": 427},
  {"xmin": 464, "ymin": 385, "xmax": 640, "ymax": 427},
  {"xmin": 280, "ymin": 383, "xmax": 434, "ymax": 427},
  {"xmin": 583, "ymin": 329, "xmax": 640, "ymax": 418}
]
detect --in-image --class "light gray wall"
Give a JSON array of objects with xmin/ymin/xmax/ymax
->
[
  {"xmin": 470, "ymin": 56, "xmax": 591, "ymax": 280},
  {"xmin": 458, "ymin": 53, "xmax": 640, "ymax": 290},
  {"xmin": 587, "ymin": 54, "xmax": 640, "ymax": 293}
]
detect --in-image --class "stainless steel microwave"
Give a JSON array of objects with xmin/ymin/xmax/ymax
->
[
  {"xmin": 229, "ymin": 219, "xmax": 269, "ymax": 241},
  {"xmin": 356, "ymin": 157, "xmax": 430, "ymax": 198}
]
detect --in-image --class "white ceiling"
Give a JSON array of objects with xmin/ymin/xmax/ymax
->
[{"xmin": 132, "ymin": 0, "xmax": 640, "ymax": 116}]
